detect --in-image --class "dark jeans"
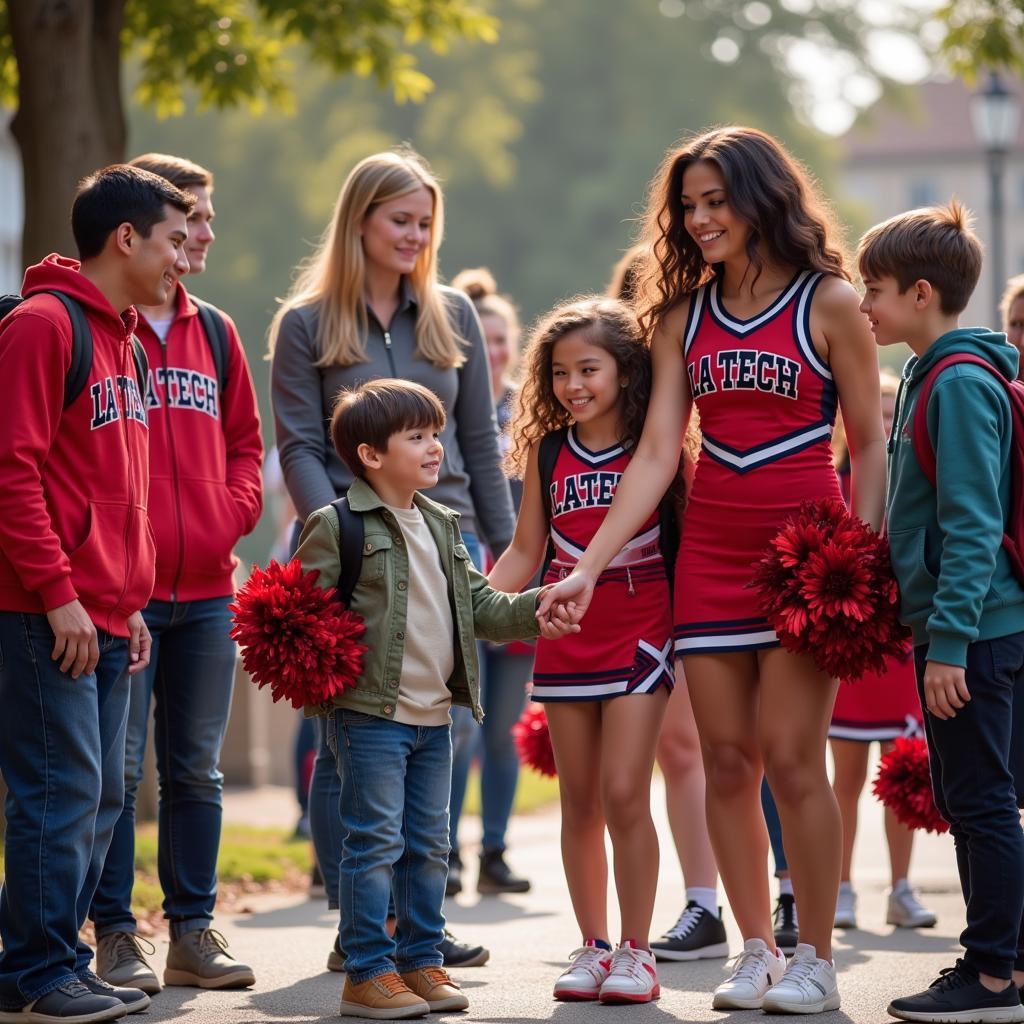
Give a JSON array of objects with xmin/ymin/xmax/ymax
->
[
  {"xmin": 915, "ymin": 633, "xmax": 1024, "ymax": 978},
  {"xmin": 90, "ymin": 596, "xmax": 236, "ymax": 939},
  {"xmin": 325, "ymin": 710, "xmax": 450, "ymax": 983},
  {"xmin": 0, "ymin": 613, "xmax": 130, "ymax": 1009}
]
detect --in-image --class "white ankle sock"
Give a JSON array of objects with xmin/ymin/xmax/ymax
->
[
  {"xmin": 778, "ymin": 878, "xmax": 794, "ymax": 897},
  {"xmin": 687, "ymin": 886, "xmax": 718, "ymax": 915}
]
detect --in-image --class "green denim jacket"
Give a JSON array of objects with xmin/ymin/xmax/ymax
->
[{"xmin": 295, "ymin": 477, "xmax": 541, "ymax": 722}]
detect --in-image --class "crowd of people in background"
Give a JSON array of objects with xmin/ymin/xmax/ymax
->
[{"xmin": 1, "ymin": 123, "xmax": 1023, "ymax": 1024}]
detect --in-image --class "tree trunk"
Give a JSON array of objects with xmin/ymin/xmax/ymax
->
[{"xmin": 9, "ymin": 0, "xmax": 127, "ymax": 267}]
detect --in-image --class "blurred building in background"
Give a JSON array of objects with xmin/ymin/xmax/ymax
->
[
  {"xmin": 0, "ymin": 117, "xmax": 22, "ymax": 293},
  {"xmin": 842, "ymin": 76, "xmax": 1024, "ymax": 327}
]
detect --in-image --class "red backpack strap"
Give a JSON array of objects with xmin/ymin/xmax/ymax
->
[{"xmin": 911, "ymin": 353, "xmax": 1005, "ymax": 487}]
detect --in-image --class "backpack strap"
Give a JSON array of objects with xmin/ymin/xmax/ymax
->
[
  {"xmin": 330, "ymin": 495, "xmax": 365, "ymax": 607},
  {"xmin": 192, "ymin": 296, "xmax": 230, "ymax": 397},
  {"xmin": 912, "ymin": 353, "xmax": 1006, "ymax": 487},
  {"xmin": 50, "ymin": 291, "xmax": 93, "ymax": 409},
  {"xmin": 537, "ymin": 427, "xmax": 568, "ymax": 580},
  {"xmin": 130, "ymin": 337, "xmax": 149, "ymax": 397}
]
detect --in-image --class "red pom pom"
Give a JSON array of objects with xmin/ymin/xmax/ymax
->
[
  {"xmin": 512, "ymin": 704, "xmax": 557, "ymax": 778},
  {"xmin": 749, "ymin": 498, "xmax": 910, "ymax": 681},
  {"xmin": 873, "ymin": 737, "xmax": 948, "ymax": 834},
  {"xmin": 229, "ymin": 559, "xmax": 368, "ymax": 710}
]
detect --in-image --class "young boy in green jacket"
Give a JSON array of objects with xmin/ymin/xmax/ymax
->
[
  {"xmin": 859, "ymin": 200, "xmax": 1024, "ymax": 1024},
  {"xmin": 295, "ymin": 378, "xmax": 576, "ymax": 1020}
]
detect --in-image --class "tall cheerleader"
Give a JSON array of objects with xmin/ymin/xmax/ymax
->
[
  {"xmin": 490, "ymin": 296, "xmax": 677, "ymax": 1005},
  {"xmin": 539, "ymin": 126, "xmax": 886, "ymax": 1014}
]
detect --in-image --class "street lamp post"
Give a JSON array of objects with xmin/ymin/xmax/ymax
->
[{"xmin": 970, "ymin": 72, "xmax": 1021, "ymax": 322}]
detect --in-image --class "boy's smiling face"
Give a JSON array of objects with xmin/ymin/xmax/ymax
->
[
  {"xmin": 859, "ymin": 274, "xmax": 919, "ymax": 348},
  {"xmin": 359, "ymin": 423, "xmax": 444, "ymax": 506}
]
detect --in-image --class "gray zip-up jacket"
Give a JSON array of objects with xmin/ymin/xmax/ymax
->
[{"xmin": 271, "ymin": 281, "xmax": 515, "ymax": 553}]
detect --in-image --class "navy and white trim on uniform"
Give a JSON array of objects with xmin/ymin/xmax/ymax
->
[
  {"xmin": 532, "ymin": 638, "xmax": 673, "ymax": 701},
  {"xmin": 674, "ymin": 616, "xmax": 778, "ymax": 656}
]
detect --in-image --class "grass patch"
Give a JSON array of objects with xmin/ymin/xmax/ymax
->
[{"xmin": 129, "ymin": 823, "xmax": 313, "ymax": 915}]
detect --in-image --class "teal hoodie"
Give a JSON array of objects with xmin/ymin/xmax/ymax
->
[{"xmin": 886, "ymin": 327, "xmax": 1024, "ymax": 667}]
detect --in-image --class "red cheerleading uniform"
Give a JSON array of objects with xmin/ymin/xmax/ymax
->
[
  {"xmin": 532, "ymin": 426, "xmax": 674, "ymax": 701},
  {"xmin": 674, "ymin": 270, "xmax": 842, "ymax": 655}
]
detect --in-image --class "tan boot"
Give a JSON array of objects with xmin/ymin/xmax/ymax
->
[
  {"xmin": 399, "ymin": 966, "xmax": 470, "ymax": 1012},
  {"xmin": 339, "ymin": 972, "xmax": 430, "ymax": 1019}
]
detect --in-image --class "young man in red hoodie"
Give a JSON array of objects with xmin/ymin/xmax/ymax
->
[
  {"xmin": 89, "ymin": 154, "xmax": 263, "ymax": 995},
  {"xmin": 0, "ymin": 166, "xmax": 193, "ymax": 1024}
]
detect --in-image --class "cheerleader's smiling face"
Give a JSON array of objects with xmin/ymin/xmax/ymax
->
[
  {"xmin": 551, "ymin": 329, "xmax": 625, "ymax": 436},
  {"xmin": 681, "ymin": 160, "xmax": 751, "ymax": 265}
]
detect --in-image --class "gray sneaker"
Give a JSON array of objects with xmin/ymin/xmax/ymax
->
[
  {"xmin": 164, "ymin": 929, "xmax": 255, "ymax": 990},
  {"xmin": 95, "ymin": 932, "xmax": 161, "ymax": 996}
]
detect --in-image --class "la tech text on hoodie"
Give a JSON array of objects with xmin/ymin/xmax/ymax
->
[
  {"xmin": 0, "ymin": 255, "xmax": 155, "ymax": 638},
  {"xmin": 137, "ymin": 283, "xmax": 262, "ymax": 602},
  {"xmin": 886, "ymin": 327, "xmax": 1024, "ymax": 667}
]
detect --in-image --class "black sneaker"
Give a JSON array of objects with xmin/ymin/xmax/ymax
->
[
  {"xmin": 888, "ymin": 959, "xmax": 1024, "ymax": 1022},
  {"xmin": 650, "ymin": 901, "xmax": 729, "ymax": 962},
  {"xmin": 773, "ymin": 893, "xmax": 799, "ymax": 955},
  {"xmin": 5, "ymin": 977, "xmax": 127, "ymax": 1022},
  {"xmin": 76, "ymin": 971, "xmax": 150, "ymax": 1015},
  {"xmin": 445, "ymin": 851, "xmax": 463, "ymax": 897},
  {"xmin": 478, "ymin": 848, "xmax": 531, "ymax": 895},
  {"xmin": 439, "ymin": 930, "xmax": 489, "ymax": 968}
]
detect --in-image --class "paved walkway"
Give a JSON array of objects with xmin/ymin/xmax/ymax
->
[{"xmin": 136, "ymin": 775, "xmax": 962, "ymax": 1022}]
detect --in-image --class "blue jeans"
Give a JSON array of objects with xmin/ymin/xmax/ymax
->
[
  {"xmin": 90, "ymin": 597, "xmax": 236, "ymax": 939},
  {"xmin": 325, "ymin": 710, "xmax": 450, "ymax": 982},
  {"xmin": 0, "ymin": 613, "xmax": 130, "ymax": 1009},
  {"xmin": 761, "ymin": 778, "xmax": 788, "ymax": 875},
  {"xmin": 915, "ymin": 633, "xmax": 1024, "ymax": 978},
  {"xmin": 309, "ymin": 531, "xmax": 483, "ymax": 902},
  {"xmin": 450, "ymin": 646, "xmax": 531, "ymax": 851}
]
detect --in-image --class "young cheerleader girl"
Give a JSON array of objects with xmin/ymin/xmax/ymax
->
[
  {"xmin": 489, "ymin": 296, "xmax": 675, "ymax": 1005},
  {"xmin": 539, "ymin": 126, "xmax": 887, "ymax": 1014}
]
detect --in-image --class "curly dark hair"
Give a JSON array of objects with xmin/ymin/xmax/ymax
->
[
  {"xmin": 634, "ymin": 125, "xmax": 849, "ymax": 336},
  {"xmin": 505, "ymin": 296, "xmax": 651, "ymax": 478}
]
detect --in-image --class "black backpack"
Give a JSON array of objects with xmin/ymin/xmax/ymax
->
[
  {"xmin": 0, "ymin": 289, "xmax": 148, "ymax": 407},
  {"xmin": 330, "ymin": 495, "xmax": 366, "ymax": 607},
  {"xmin": 0, "ymin": 289, "xmax": 230, "ymax": 406},
  {"xmin": 536, "ymin": 427, "xmax": 680, "ymax": 592}
]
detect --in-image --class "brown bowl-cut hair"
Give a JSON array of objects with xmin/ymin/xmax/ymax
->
[
  {"xmin": 330, "ymin": 379, "xmax": 446, "ymax": 479},
  {"xmin": 857, "ymin": 200, "xmax": 982, "ymax": 316}
]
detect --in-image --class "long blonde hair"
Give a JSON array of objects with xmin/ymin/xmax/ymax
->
[{"xmin": 268, "ymin": 148, "xmax": 465, "ymax": 369}]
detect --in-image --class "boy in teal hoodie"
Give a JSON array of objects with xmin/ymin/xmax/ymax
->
[{"xmin": 859, "ymin": 200, "xmax": 1024, "ymax": 1024}]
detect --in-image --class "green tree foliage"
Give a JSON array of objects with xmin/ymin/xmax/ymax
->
[
  {"xmin": 934, "ymin": 0, "xmax": 1024, "ymax": 80},
  {"xmin": 0, "ymin": 0, "xmax": 496, "ymax": 262}
]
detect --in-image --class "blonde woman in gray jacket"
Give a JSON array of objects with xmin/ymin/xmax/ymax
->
[{"xmin": 269, "ymin": 148, "xmax": 513, "ymax": 972}]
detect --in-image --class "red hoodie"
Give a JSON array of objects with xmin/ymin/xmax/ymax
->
[
  {"xmin": 138, "ymin": 284, "xmax": 262, "ymax": 601},
  {"xmin": 0, "ymin": 255, "xmax": 156, "ymax": 637}
]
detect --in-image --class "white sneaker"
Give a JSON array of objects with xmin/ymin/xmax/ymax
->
[
  {"xmin": 553, "ymin": 941, "xmax": 612, "ymax": 1001},
  {"xmin": 886, "ymin": 885, "xmax": 938, "ymax": 928},
  {"xmin": 834, "ymin": 884, "xmax": 857, "ymax": 928},
  {"xmin": 762, "ymin": 943, "xmax": 841, "ymax": 1014},
  {"xmin": 712, "ymin": 937, "xmax": 787, "ymax": 1010},
  {"xmin": 598, "ymin": 942, "xmax": 660, "ymax": 1004}
]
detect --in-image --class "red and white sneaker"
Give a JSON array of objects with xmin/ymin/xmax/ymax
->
[
  {"xmin": 599, "ymin": 941, "xmax": 660, "ymax": 1004},
  {"xmin": 553, "ymin": 940, "xmax": 612, "ymax": 1001}
]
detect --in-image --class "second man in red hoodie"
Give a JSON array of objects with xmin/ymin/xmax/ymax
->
[{"xmin": 89, "ymin": 154, "xmax": 264, "ymax": 996}]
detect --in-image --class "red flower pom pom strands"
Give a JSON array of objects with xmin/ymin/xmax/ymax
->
[
  {"xmin": 873, "ymin": 737, "xmax": 948, "ymax": 834},
  {"xmin": 749, "ymin": 498, "xmax": 909, "ymax": 682},
  {"xmin": 513, "ymin": 704, "xmax": 557, "ymax": 778},
  {"xmin": 229, "ymin": 559, "xmax": 368, "ymax": 710}
]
